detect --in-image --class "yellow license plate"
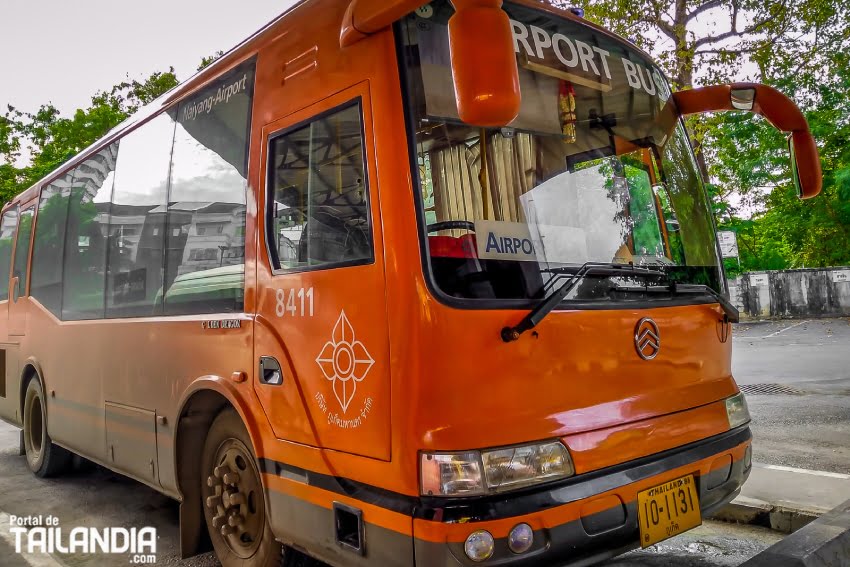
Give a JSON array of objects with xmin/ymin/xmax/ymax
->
[{"xmin": 637, "ymin": 474, "xmax": 701, "ymax": 547}]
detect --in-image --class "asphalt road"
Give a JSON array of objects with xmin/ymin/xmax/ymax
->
[
  {"xmin": 733, "ymin": 318, "xmax": 850, "ymax": 385},
  {"xmin": 732, "ymin": 318, "xmax": 850, "ymax": 474},
  {"xmin": 0, "ymin": 421, "xmax": 219, "ymax": 567}
]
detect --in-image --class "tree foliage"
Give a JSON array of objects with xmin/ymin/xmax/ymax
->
[
  {"xmin": 548, "ymin": 0, "xmax": 845, "ymax": 89},
  {"xmin": 198, "ymin": 51, "xmax": 225, "ymax": 71},
  {"xmin": 707, "ymin": 39, "xmax": 850, "ymax": 270}
]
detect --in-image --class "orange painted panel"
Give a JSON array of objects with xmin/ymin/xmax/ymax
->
[
  {"xmin": 564, "ymin": 399, "xmax": 732, "ymax": 474},
  {"xmin": 254, "ymin": 83, "xmax": 392, "ymax": 461}
]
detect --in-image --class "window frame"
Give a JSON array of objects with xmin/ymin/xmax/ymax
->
[{"xmin": 264, "ymin": 97, "xmax": 375, "ymax": 275}]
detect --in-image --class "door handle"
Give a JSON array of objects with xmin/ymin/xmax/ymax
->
[
  {"xmin": 259, "ymin": 356, "xmax": 283, "ymax": 386},
  {"xmin": 11, "ymin": 277, "xmax": 19, "ymax": 303}
]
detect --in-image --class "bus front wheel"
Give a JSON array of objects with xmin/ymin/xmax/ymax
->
[
  {"xmin": 22, "ymin": 377, "xmax": 71, "ymax": 477},
  {"xmin": 201, "ymin": 409, "xmax": 282, "ymax": 567}
]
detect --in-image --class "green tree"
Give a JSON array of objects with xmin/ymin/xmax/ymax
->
[
  {"xmin": 707, "ymin": 41, "xmax": 850, "ymax": 268},
  {"xmin": 548, "ymin": 0, "xmax": 845, "ymax": 90},
  {"xmin": 198, "ymin": 51, "xmax": 225, "ymax": 71}
]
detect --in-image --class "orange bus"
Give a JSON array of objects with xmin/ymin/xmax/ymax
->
[{"xmin": 0, "ymin": 0, "xmax": 821, "ymax": 565}]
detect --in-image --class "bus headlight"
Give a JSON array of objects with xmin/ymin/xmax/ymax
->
[
  {"xmin": 420, "ymin": 442, "xmax": 574, "ymax": 497},
  {"xmin": 726, "ymin": 392, "xmax": 751, "ymax": 429}
]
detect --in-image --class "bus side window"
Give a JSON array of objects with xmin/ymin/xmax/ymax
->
[
  {"xmin": 105, "ymin": 114, "xmax": 176, "ymax": 318},
  {"xmin": 162, "ymin": 60, "xmax": 254, "ymax": 315},
  {"xmin": 267, "ymin": 101, "xmax": 372, "ymax": 271},
  {"xmin": 62, "ymin": 143, "xmax": 118, "ymax": 320},
  {"xmin": 12, "ymin": 208, "xmax": 34, "ymax": 296},
  {"xmin": 0, "ymin": 208, "xmax": 19, "ymax": 300},
  {"xmin": 31, "ymin": 172, "xmax": 74, "ymax": 316}
]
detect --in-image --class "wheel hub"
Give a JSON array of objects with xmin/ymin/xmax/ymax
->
[{"xmin": 205, "ymin": 439, "xmax": 264, "ymax": 558}]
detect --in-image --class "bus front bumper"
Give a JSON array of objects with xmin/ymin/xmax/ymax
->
[{"xmin": 412, "ymin": 425, "xmax": 752, "ymax": 566}]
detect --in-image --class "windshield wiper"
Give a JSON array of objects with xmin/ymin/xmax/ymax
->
[
  {"xmin": 610, "ymin": 282, "xmax": 740, "ymax": 323},
  {"xmin": 501, "ymin": 262, "xmax": 666, "ymax": 342}
]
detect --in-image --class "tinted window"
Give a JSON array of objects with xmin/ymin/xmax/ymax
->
[
  {"xmin": 62, "ymin": 143, "xmax": 118, "ymax": 320},
  {"xmin": 13, "ymin": 207, "xmax": 34, "ymax": 295},
  {"xmin": 106, "ymin": 114, "xmax": 175, "ymax": 318},
  {"xmin": 163, "ymin": 61, "xmax": 254, "ymax": 314},
  {"xmin": 0, "ymin": 208, "xmax": 18, "ymax": 300},
  {"xmin": 31, "ymin": 173, "xmax": 74, "ymax": 315},
  {"xmin": 268, "ymin": 102, "xmax": 372, "ymax": 271}
]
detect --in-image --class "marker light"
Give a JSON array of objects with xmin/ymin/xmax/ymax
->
[
  {"xmin": 420, "ymin": 452, "xmax": 484, "ymax": 496},
  {"xmin": 420, "ymin": 442, "xmax": 574, "ymax": 497},
  {"xmin": 725, "ymin": 392, "xmax": 751, "ymax": 429},
  {"xmin": 464, "ymin": 530, "xmax": 495, "ymax": 562},
  {"xmin": 508, "ymin": 523, "xmax": 534, "ymax": 554}
]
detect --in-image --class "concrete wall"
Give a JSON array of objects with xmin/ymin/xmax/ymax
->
[{"xmin": 728, "ymin": 267, "xmax": 850, "ymax": 319}]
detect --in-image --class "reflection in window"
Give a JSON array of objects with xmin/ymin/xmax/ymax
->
[
  {"xmin": 63, "ymin": 143, "xmax": 118, "ymax": 320},
  {"xmin": 13, "ymin": 208, "xmax": 34, "ymax": 295},
  {"xmin": 0, "ymin": 208, "xmax": 18, "ymax": 299},
  {"xmin": 31, "ymin": 173, "xmax": 74, "ymax": 316},
  {"xmin": 163, "ymin": 60, "xmax": 253, "ymax": 315},
  {"xmin": 660, "ymin": 123, "xmax": 716, "ymax": 267},
  {"xmin": 106, "ymin": 114, "xmax": 175, "ymax": 318},
  {"xmin": 401, "ymin": 2, "xmax": 723, "ymax": 301},
  {"xmin": 268, "ymin": 102, "xmax": 372, "ymax": 271}
]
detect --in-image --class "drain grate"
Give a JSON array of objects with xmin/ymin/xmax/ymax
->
[{"xmin": 739, "ymin": 383, "xmax": 803, "ymax": 396}]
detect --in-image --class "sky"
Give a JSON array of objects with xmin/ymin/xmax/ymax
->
[{"xmin": 0, "ymin": 0, "xmax": 296, "ymax": 115}]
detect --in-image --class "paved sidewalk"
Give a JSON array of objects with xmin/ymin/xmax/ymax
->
[{"xmin": 714, "ymin": 462, "xmax": 850, "ymax": 533}]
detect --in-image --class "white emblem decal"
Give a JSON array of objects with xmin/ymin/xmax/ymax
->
[{"xmin": 316, "ymin": 311, "xmax": 375, "ymax": 414}]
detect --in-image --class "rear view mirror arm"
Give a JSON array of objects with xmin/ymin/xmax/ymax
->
[{"xmin": 672, "ymin": 83, "xmax": 822, "ymax": 199}]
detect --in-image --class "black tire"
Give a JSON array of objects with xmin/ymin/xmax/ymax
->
[
  {"xmin": 22, "ymin": 377, "xmax": 71, "ymax": 478},
  {"xmin": 201, "ymin": 409, "xmax": 283, "ymax": 567}
]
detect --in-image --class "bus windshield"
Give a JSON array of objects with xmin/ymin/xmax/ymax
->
[{"xmin": 399, "ymin": 1, "xmax": 723, "ymax": 305}]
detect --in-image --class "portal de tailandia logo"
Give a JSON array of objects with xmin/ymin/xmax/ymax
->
[
  {"xmin": 8, "ymin": 514, "xmax": 156, "ymax": 563},
  {"xmin": 316, "ymin": 310, "xmax": 374, "ymax": 414}
]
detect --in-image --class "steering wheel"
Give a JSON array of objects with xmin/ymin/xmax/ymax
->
[{"xmin": 426, "ymin": 220, "xmax": 476, "ymax": 233}]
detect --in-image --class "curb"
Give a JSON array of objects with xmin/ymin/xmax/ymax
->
[
  {"xmin": 739, "ymin": 499, "xmax": 850, "ymax": 566},
  {"xmin": 711, "ymin": 496, "xmax": 824, "ymax": 534}
]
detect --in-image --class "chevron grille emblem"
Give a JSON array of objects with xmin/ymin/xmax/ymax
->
[{"xmin": 635, "ymin": 318, "xmax": 661, "ymax": 360}]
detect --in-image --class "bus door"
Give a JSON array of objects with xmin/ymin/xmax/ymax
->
[
  {"xmin": 9, "ymin": 202, "xmax": 35, "ymax": 337},
  {"xmin": 254, "ymin": 84, "xmax": 392, "ymax": 461}
]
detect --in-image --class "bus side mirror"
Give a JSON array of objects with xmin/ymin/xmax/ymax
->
[
  {"xmin": 787, "ymin": 130, "xmax": 820, "ymax": 199},
  {"xmin": 672, "ymin": 83, "xmax": 822, "ymax": 199},
  {"xmin": 448, "ymin": 0, "xmax": 521, "ymax": 126}
]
